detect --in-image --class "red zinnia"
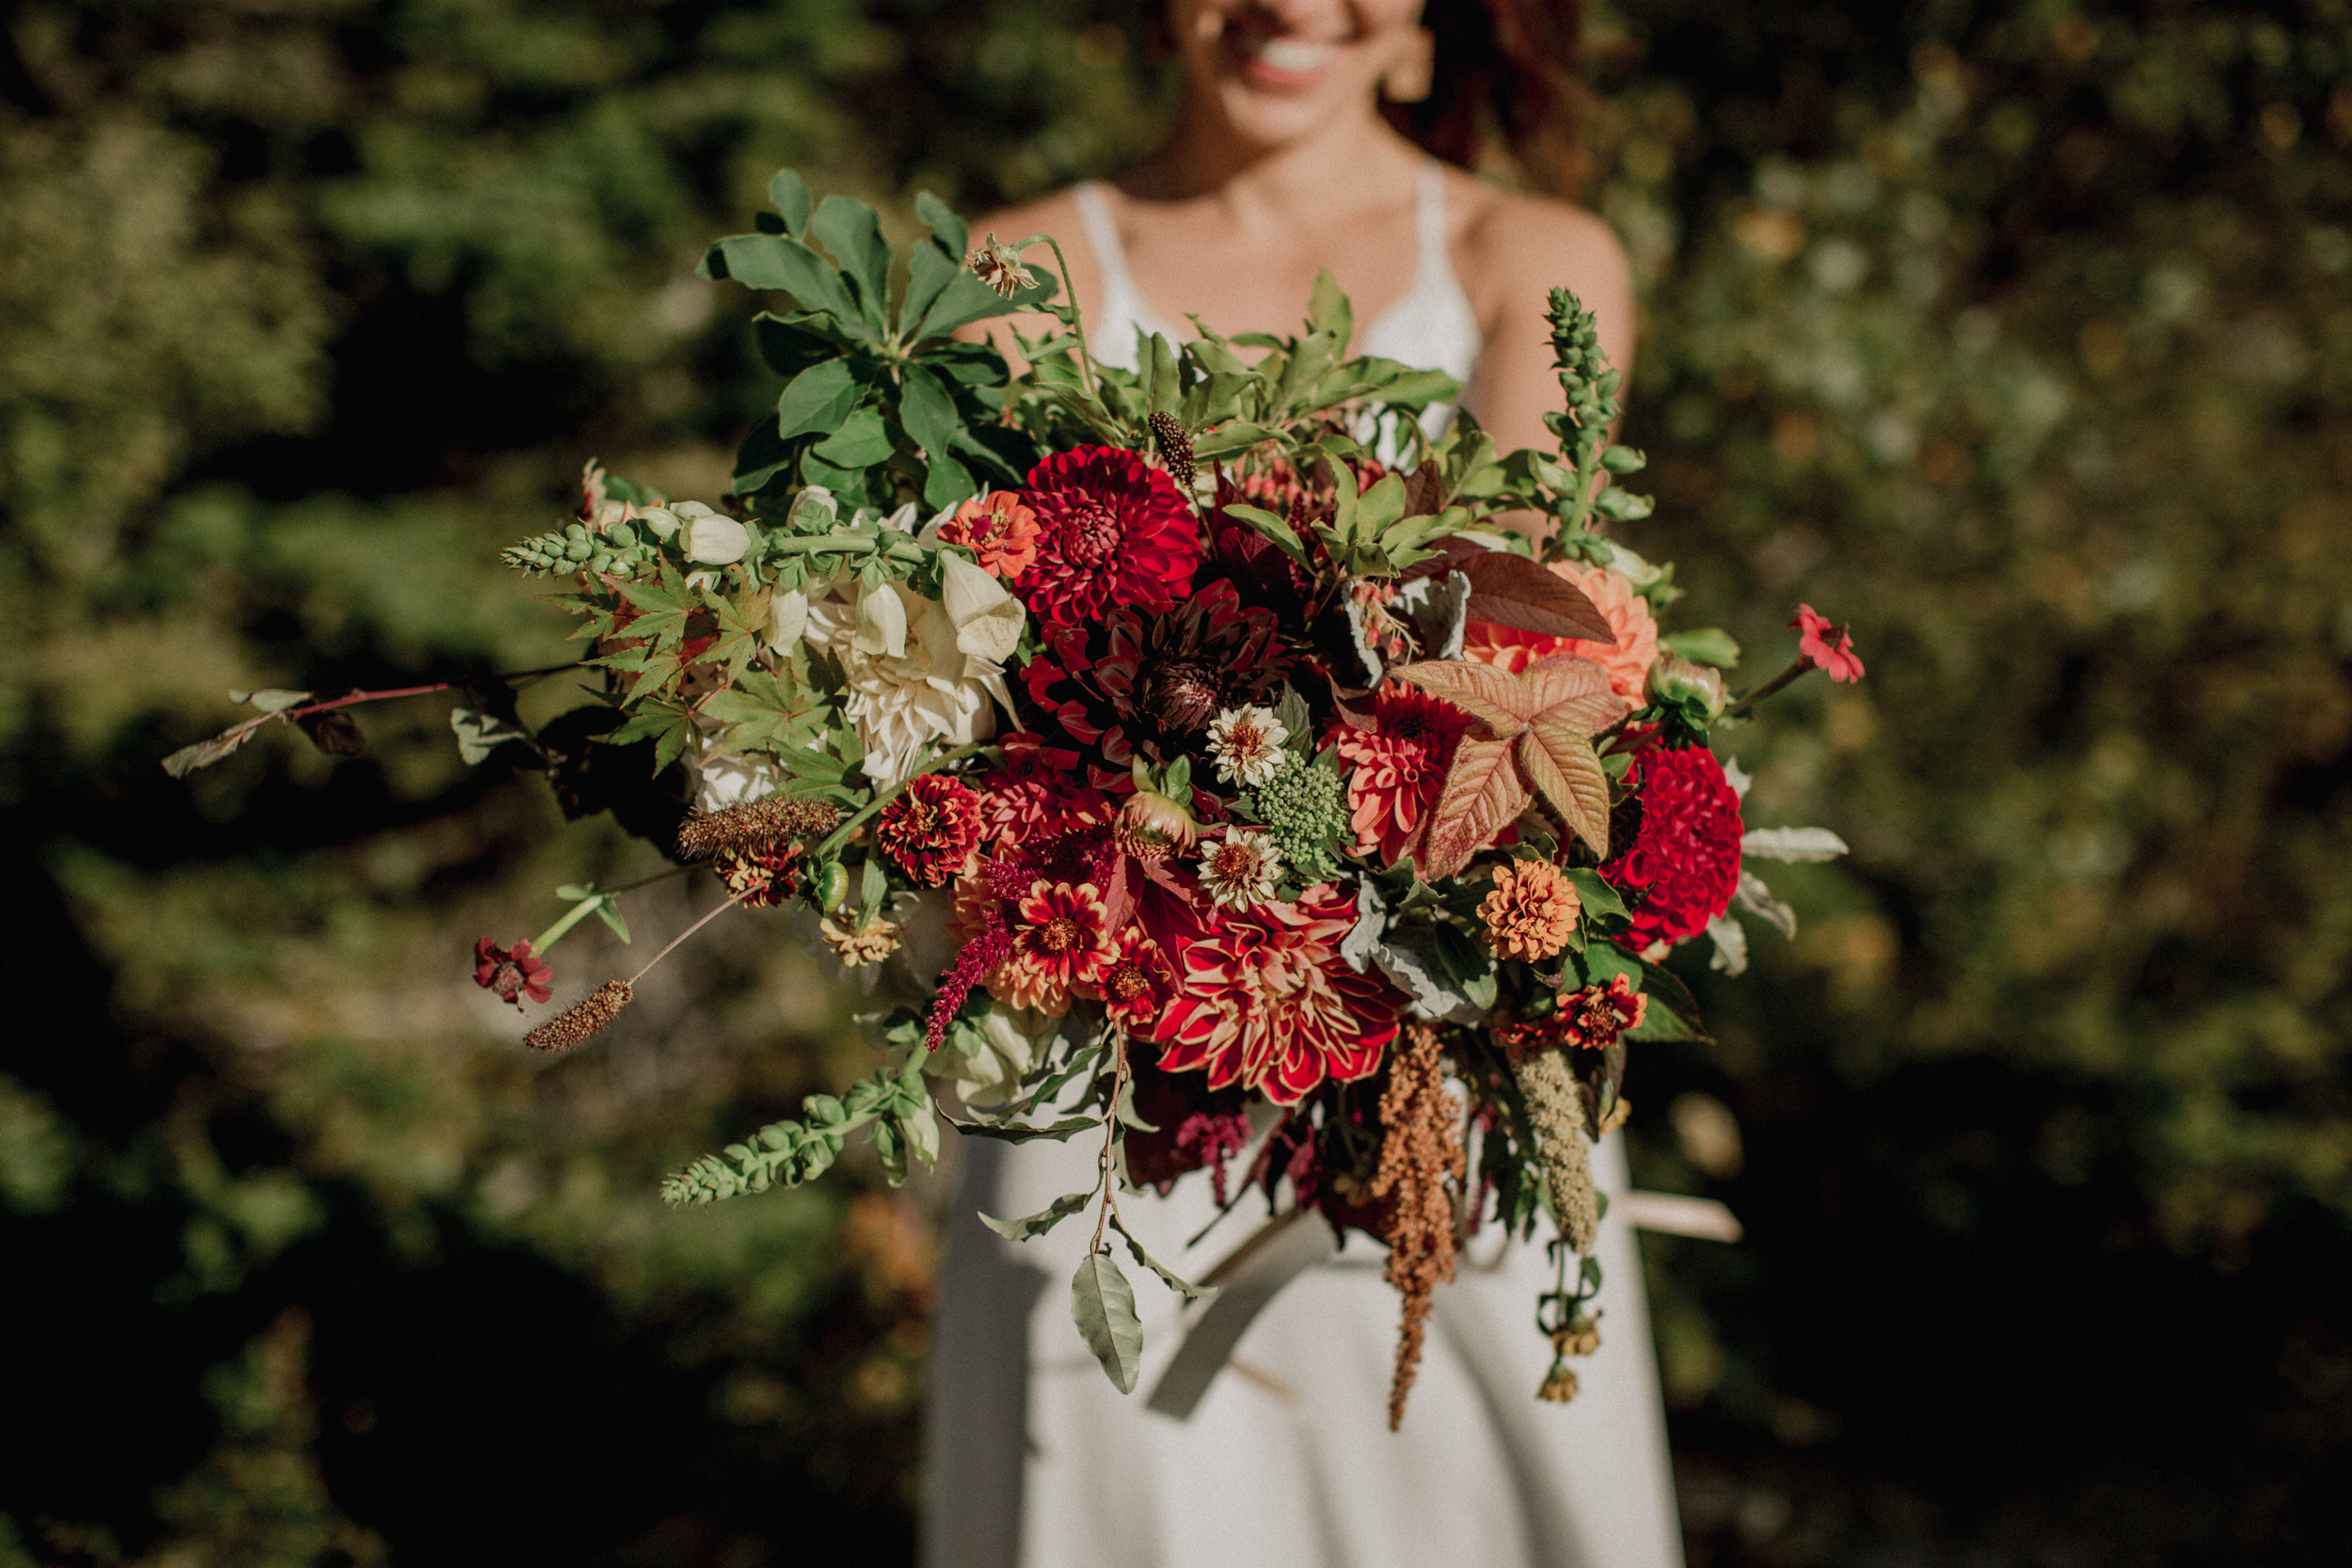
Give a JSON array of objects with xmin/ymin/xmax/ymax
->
[
  {"xmin": 1558, "ymin": 973, "xmax": 1646, "ymax": 1051},
  {"xmin": 876, "ymin": 773, "xmax": 984, "ymax": 887},
  {"xmin": 1333, "ymin": 685, "xmax": 1472, "ymax": 869},
  {"xmin": 1600, "ymin": 746, "xmax": 1743, "ymax": 949},
  {"xmin": 1158, "ymin": 886, "xmax": 1402, "ymax": 1104},
  {"xmin": 935, "ymin": 491, "xmax": 1041, "ymax": 578},
  {"xmin": 1014, "ymin": 446, "xmax": 1202, "ymax": 627},
  {"xmin": 1792, "ymin": 604, "xmax": 1866, "ymax": 683},
  {"xmin": 473, "ymin": 937, "xmax": 553, "ymax": 1008}
]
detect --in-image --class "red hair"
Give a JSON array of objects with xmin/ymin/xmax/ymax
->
[{"xmin": 1383, "ymin": 0, "xmax": 1586, "ymax": 197}]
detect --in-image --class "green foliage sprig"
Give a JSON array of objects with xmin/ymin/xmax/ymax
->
[{"xmin": 660, "ymin": 1055, "xmax": 938, "ymax": 1204}]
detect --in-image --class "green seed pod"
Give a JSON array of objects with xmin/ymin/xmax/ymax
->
[{"xmin": 813, "ymin": 860, "xmax": 850, "ymax": 910}]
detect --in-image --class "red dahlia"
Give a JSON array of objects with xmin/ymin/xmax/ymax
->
[
  {"xmin": 1600, "ymin": 746, "xmax": 1743, "ymax": 949},
  {"xmin": 1158, "ymin": 886, "xmax": 1402, "ymax": 1104},
  {"xmin": 1332, "ymin": 685, "xmax": 1472, "ymax": 869},
  {"xmin": 876, "ymin": 773, "xmax": 984, "ymax": 887},
  {"xmin": 1096, "ymin": 925, "xmax": 1174, "ymax": 1036},
  {"xmin": 1024, "ymin": 578, "xmax": 1286, "ymax": 783},
  {"xmin": 1014, "ymin": 446, "xmax": 1202, "ymax": 627},
  {"xmin": 992, "ymin": 879, "xmax": 1118, "ymax": 1015}
]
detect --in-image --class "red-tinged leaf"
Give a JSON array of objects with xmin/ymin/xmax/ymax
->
[
  {"xmin": 1421, "ymin": 734, "xmax": 1533, "ymax": 878},
  {"xmin": 1458, "ymin": 552, "xmax": 1614, "ymax": 641},
  {"xmin": 1521, "ymin": 716, "xmax": 1612, "ymax": 858},
  {"xmin": 1402, "ymin": 460, "xmax": 1445, "ymax": 518},
  {"xmin": 1519, "ymin": 655, "xmax": 1623, "ymax": 730},
  {"xmin": 1400, "ymin": 535, "xmax": 1485, "ymax": 581},
  {"xmin": 1388, "ymin": 659, "xmax": 1533, "ymax": 736}
]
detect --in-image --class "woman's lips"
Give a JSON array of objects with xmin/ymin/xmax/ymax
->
[{"xmin": 1230, "ymin": 33, "xmax": 1343, "ymax": 90}]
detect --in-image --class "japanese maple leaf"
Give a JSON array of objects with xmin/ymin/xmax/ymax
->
[{"xmin": 1387, "ymin": 654, "xmax": 1620, "ymax": 876}]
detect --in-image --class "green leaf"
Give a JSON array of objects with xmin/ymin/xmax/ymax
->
[
  {"xmin": 979, "ymin": 1187, "xmax": 1095, "ymax": 1242},
  {"xmin": 811, "ymin": 404, "xmax": 894, "ymax": 467},
  {"xmin": 768, "ymin": 169, "xmax": 813, "ymax": 237},
  {"xmin": 899, "ymin": 241, "xmax": 962, "ymax": 340},
  {"xmin": 449, "ymin": 706, "xmax": 530, "ymax": 765},
  {"xmin": 914, "ymin": 190, "xmax": 968, "ymax": 262},
  {"xmin": 1110, "ymin": 1212, "xmax": 1217, "ymax": 1303},
  {"xmin": 593, "ymin": 901, "xmax": 632, "ymax": 943},
  {"xmin": 230, "ymin": 689, "xmax": 311, "ymax": 713},
  {"xmin": 898, "ymin": 362, "xmax": 959, "ymax": 462},
  {"xmin": 776, "ymin": 358, "xmax": 862, "ymax": 440},
  {"xmin": 1071, "ymin": 1250, "xmax": 1145, "ymax": 1394},
  {"xmin": 162, "ymin": 723, "xmax": 261, "ymax": 778},
  {"xmin": 1561, "ymin": 867, "xmax": 1628, "ymax": 921},
  {"xmin": 921, "ymin": 449, "xmax": 977, "ymax": 511},
  {"xmin": 1306, "ymin": 268, "xmax": 1353, "ymax": 346},
  {"xmin": 1218, "ymin": 502, "xmax": 1308, "ymax": 567},
  {"xmin": 914, "ymin": 268, "xmax": 1055, "ymax": 342},
  {"xmin": 811, "ymin": 195, "xmax": 890, "ymax": 330},
  {"xmin": 701, "ymin": 234, "xmax": 863, "ymax": 327},
  {"xmin": 1659, "ymin": 628, "xmax": 1742, "ymax": 669}
]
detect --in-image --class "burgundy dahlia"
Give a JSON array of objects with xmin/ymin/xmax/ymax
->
[
  {"xmin": 474, "ymin": 937, "xmax": 553, "ymax": 1008},
  {"xmin": 1599, "ymin": 746, "xmax": 1743, "ymax": 949},
  {"xmin": 1023, "ymin": 578, "xmax": 1287, "ymax": 782},
  {"xmin": 1014, "ymin": 446, "xmax": 1202, "ymax": 627}
]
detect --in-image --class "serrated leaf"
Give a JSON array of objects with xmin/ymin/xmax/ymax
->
[
  {"xmin": 1071, "ymin": 1250, "xmax": 1145, "ymax": 1394},
  {"xmin": 1422, "ymin": 735, "xmax": 1532, "ymax": 877},
  {"xmin": 1518, "ymin": 656, "xmax": 1620, "ymax": 729},
  {"xmin": 1519, "ymin": 718, "xmax": 1611, "ymax": 858},
  {"xmin": 1740, "ymin": 827, "xmax": 1850, "ymax": 863},
  {"xmin": 979, "ymin": 1187, "xmax": 1095, "ymax": 1242},
  {"xmin": 450, "ymin": 706, "xmax": 529, "ymax": 765},
  {"xmin": 1388, "ymin": 659, "xmax": 1533, "ymax": 737},
  {"xmin": 1457, "ymin": 552, "xmax": 1613, "ymax": 640}
]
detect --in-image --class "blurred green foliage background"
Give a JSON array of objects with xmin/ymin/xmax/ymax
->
[{"xmin": 2, "ymin": 2, "xmax": 2348, "ymax": 1563}]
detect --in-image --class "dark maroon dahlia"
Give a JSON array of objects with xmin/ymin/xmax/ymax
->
[
  {"xmin": 1022, "ymin": 578, "xmax": 1289, "ymax": 783},
  {"xmin": 1014, "ymin": 445, "xmax": 1202, "ymax": 627}
]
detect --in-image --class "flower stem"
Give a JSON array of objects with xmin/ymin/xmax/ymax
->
[
  {"xmin": 625, "ymin": 892, "xmax": 745, "ymax": 987},
  {"xmin": 1724, "ymin": 656, "xmax": 1815, "ymax": 721},
  {"xmin": 1032, "ymin": 233, "xmax": 1101, "ymax": 406},
  {"xmin": 528, "ymin": 897, "xmax": 606, "ymax": 956},
  {"xmin": 1089, "ymin": 1029, "xmax": 1132, "ymax": 1256}
]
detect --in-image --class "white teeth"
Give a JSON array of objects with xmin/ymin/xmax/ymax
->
[{"xmin": 1251, "ymin": 39, "xmax": 1336, "ymax": 72}]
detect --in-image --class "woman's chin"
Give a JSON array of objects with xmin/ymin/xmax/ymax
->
[{"xmin": 1207, "ymin": 79, "xmax": 1367, "ymax": 150}]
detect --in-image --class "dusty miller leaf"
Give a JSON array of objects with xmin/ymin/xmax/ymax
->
[
  {"xmin": 1071, "ymin": 1249, "xmax": 1146, "ymax": 1394},
  {"xmin": 1735, "ymin": 869, "xmax": 1798, "ymax": 940},
  {"xmin": 1741, "ymin": 827, "xmax": 1850, "ymax": 863},
  {"xmin": 1706, "ymin": 912, "xmax": 1750, "ymax": 975},
  {"xmin": 979, "ymin": 1186, "xmax": 1096, "ymax": 1243},
  {"xmin": 230, "ymin": 689, "xmax": 313, "ymax": 713}
]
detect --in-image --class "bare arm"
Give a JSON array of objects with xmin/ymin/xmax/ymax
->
[
  {"xmin": 1455, "ymin": 195, "xmax": 1636, "ymax": 458},
  {"xmin": 952, "ymin": 192, "xmax": 1098, "ymax": 375}
]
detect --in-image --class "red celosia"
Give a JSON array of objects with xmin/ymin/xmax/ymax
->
[
  {"xmin": 935, "ymin": 491, "xmax": 1041, "ymax": 578},
  {"xmin": 1158, "ymin": 886, "xmax": 1402, "ymax": 1104},
  {"xmin": 876, "ymin": 773, "xmax": 985, "ymax": 887},
  {"xmin": 1792, "ymin": 604, "xmax": 1866, "ymax": 683},
  {"xmin": 1600, "ymin": 746, "xmax": 1744, "ymax": 948},
  {"xmin": 1175, "ymin": 1110, "xmax": 1253, "ymax": 1207},
  {"xmin": 1013, "ymin": 446, "xmax": 1202, "ymax": 626},
  {"xmin": 1333, "ymin": 685, "xmax": 1472, "ymax": 868},
  {"xmin": 1558, "ymin": 973, "xmax": 1646, "ymax": 1051},
  {"xmin": 473, "ymin": 937, "xmax": 553, "ymax": 1008}
]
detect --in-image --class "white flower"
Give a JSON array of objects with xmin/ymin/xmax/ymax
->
[
  {"xmin": 927, "ymin": 1002, "xmax": 1060, "ymax": 1110},
  {"xmin": 1206, "ymin": 705, "xmax": 1291, "ymax": 787},
  {"xmin": 768, "ymin": 589, "xmax": 808, "ymax": 653},
  {"xmin": 803, "ymin": 572, "xmax": 1016, "ymax": 787},
  {"xmin": 1199, "ymin": 828, "xmax": 1281, "ymax": 910},
  {"xmin": 680, "ymin": 501, "xmax": 750, "ymax": 564},
  {"xmin": 690, "ymin": 748, "xmax": 783, "ymax": 813},
  {"xmin": 939, "ymin": 553, "xmax": 1025, "ymax": 663},
  {"xmin": 851, "ymin": 579, "xmax": 909, "ymax": 657}
]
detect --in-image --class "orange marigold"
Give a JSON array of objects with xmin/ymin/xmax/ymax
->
[{"xmin": 1478, "ymin": 860, "xmax": 1583, "ymax": 962}]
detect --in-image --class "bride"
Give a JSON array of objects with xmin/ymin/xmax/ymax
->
[{"xmin": 930, "ymin": 3, "xmax": 1678, "ymax": 1565}]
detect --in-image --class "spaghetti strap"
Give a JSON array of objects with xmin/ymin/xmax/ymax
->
[
  {"xmin": 1071, "ymin": 182, "xmax": 1133, "ymax": 301},
  {"xmin": 1070, "ymin": 182, "xmax": 1178, "ymax": 372}
]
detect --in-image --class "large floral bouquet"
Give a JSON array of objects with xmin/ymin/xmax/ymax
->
[{"xmin": 170, "ymin": 171, "xmax": 1864, "ymax": 1426}]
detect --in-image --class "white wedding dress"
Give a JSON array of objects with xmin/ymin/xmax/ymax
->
[{"xmin": 920, "ymin": 164, "xmax": 1686, "ymax": 1568}]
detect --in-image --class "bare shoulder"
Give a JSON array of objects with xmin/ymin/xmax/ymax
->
[
  {"xmin": 1448, "ymin": 174, "xmax": 1631, "ymax": 324},
  {"xmin": 955, "ymin": 188, "xmax": 1099, "ymax": 353}
]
